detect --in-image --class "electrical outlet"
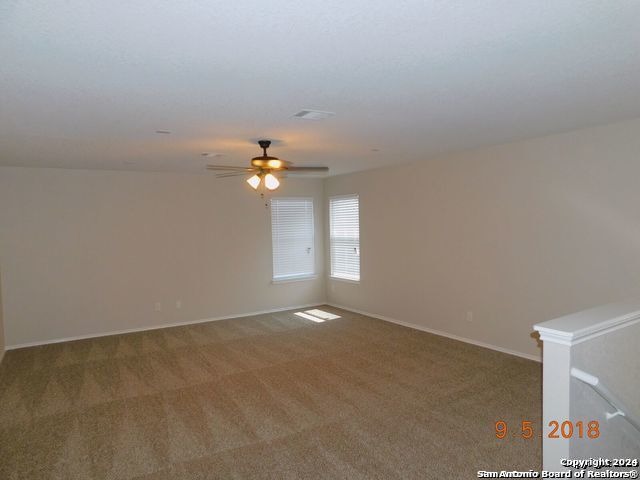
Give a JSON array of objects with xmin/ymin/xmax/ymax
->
[
  {"xmin": 176, "ymin": 300, "xmax": 182, "ymax": 309},
  {"xmin": 155, "ymin": 302, "xmax": 162, "ymax": 312},
  {"xmin": 466, "ymin": 311, "xmax": 473, "ymax": 322}
]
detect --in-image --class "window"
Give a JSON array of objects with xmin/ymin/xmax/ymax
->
[
  {"xmin": 330, "ymin": 194, "xmax": 360, "ymax": 281},
  {"xmin": 271, "ymin": 198, "xmax": 315, "ymax": 281}
]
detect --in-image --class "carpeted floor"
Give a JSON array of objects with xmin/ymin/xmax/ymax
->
[{"xmin": 0, "ymin": 306, "xmax": 541, "ymax": 479}]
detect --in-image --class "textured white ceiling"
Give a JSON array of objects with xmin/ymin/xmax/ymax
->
[{"xmin": 1, "ymin": 0, "xmax": 640, "ymax": 175}]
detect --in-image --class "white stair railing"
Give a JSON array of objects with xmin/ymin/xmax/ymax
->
[{"xmin": 570, "ymin": 367, "xmax": 640, "ymax": 434}]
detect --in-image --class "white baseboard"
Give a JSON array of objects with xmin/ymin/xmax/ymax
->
[
  {"xmin": 327, "ymin": 303, "xmax": 542, "ymax": 362},
  {"xmin": 6, "ymin": 302, "xmax": 542, "ymax": 362},
  {"xmin": 6, "ymin": 302, "xmax": 324, "ymax": 350}
]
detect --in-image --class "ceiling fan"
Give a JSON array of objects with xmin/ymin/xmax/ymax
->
[{"xmin": 206, "ymin": 140, "xmax": 329, "ymax": 191}]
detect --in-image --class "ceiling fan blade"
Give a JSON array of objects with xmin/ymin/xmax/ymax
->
[
  {"xmin": 206, "ymin": 165, "xmax": 257, "ymax": 171},
  {"xmin": 215, "ymin": 172, "xmax": 252, "ymax": 178},
  {"xmin": 285, "ymin": 166, "xmax": 329, "ymax": 173}
]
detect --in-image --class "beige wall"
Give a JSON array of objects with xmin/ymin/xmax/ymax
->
[
  {"xmin": 0, "ymin": 167, "xmax": 325, "ymax": 347},
  {"xmin": 0, "ymin": 264, "xmax": 4, "ymax": 362},
  {"xmin": 4, "ymin": 117, "xmax": 640, "ymax": 355},
  {"xmin": 325, "ymin": 117, "xmax": 640, "ymax": 359}
]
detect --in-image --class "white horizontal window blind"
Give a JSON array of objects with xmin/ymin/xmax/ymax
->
[
  {"xmin": 271, "ymin": 198, "xmax": 315, "ymax": 281},
  {"xmin": 330, "ymin": 194, "xmax": 360, "ymax": 281}
]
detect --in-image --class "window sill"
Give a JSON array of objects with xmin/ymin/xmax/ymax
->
[
  {"xmin": 272, "ymin": 275, "xmax": 318, "ymax": 284},
  {"xmin": 330, "ymin": 276, "xmax": 360, "ymax": 284}
]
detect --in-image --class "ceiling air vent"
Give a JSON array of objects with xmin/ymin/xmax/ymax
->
[{"xmin": 292, "ymin": 109, "xmax": 336, "ymax": 121}]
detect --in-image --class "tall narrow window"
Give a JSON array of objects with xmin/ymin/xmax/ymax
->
[
  {"xmin": 271, "ymin": 198, "xmax": 315, "ymax": 281},
  {"xmin": 330, "ymin": 194, "xmax": 360, "ymax": 281}
]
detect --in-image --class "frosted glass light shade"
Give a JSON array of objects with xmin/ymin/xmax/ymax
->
[
  {"xmin": 265, "ymin": 173, "xmax": 280, "ymax": 190},
  {"xmin": 246, "ymin": 174, "xmax": 261, "ymax": 189}
]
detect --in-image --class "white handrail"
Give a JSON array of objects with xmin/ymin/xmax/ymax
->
[{"xmin": 570, "ymin": 367, "xmax": 640, "ymax": 434}]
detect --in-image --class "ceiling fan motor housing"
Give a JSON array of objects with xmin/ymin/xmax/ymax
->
[
  {"xmin": 251, "ymin": 157, "xmax": 290, "ymax": 169},
  {"xmin": 252, "ymin": 141, "xmax": 290, "ymax": 169}
]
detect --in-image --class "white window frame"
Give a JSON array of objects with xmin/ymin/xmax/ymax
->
[
  {"xmin": 329, "ymin": 194, "xmax": 360, "ymax": 282},
  {"xmin": 271, "ymin": 197, "xmax": 316, "ymax": 283}
]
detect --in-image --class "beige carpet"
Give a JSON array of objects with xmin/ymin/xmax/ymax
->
[{"xmin": 0, "ymin": 306, "xmax": 541, "ymax": 479}]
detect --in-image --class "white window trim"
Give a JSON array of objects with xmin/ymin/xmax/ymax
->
[
  {"xmin": 329, "ymin": 193, "xmax": 360, "ymax": 283},
  {"xmin": 329, "ymin": 275, "xmax": 360, "ymax": 284},
  {"xmin": 271, "ymin": 196, "xmax": 316, "ymax": 282},
  {"xmin": 272, "ymin": 274, "xmax": 318, "ymax": 284}
]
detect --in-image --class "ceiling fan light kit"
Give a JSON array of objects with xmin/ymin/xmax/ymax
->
[
  {"xmin": 207, "ymin": 139, "xmax": 328, "ymax": 193},
  {"xmin": 246, "ymin": 172, "xmax": 280, "ymax": 191}
]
